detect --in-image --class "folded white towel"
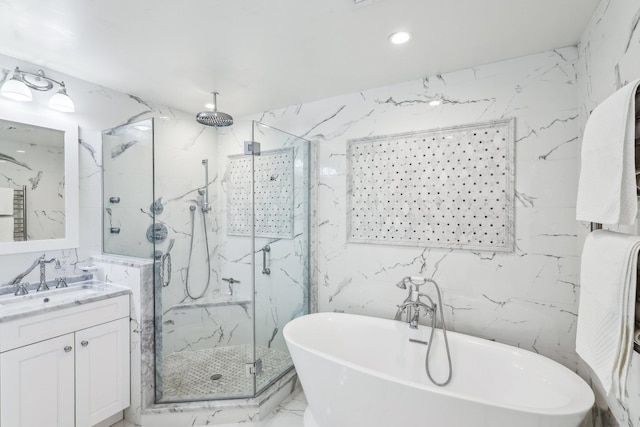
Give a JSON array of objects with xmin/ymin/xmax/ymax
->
[
  {"xmin": 576, "ymin": 230, "xmax": 640, "ymax": 400},
  {"xmin": 0, "ymin": 187, "xmax": 13, "ymax": 216},
  {"xmin": 576, "ymin": 78, "xmax": 640, "ymax": 225}
]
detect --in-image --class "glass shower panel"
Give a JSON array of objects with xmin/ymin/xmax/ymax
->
[
  {"xmin": 251, "ymin": 121, "xmax": 310, "ymax": 394},
  {"xmin": 102, "ymin": 119, "xmax": 154, "ymax": 258},
  {"xmin": 153, "ymin": 118, "xmax": 255, "ymax": 403}
]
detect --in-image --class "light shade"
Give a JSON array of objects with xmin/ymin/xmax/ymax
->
[
  {"xmin": 48, "ymin": 87, "xmax": 75, "ymax": 112},
  {"xmin": 1, "ymin": 78, "xmax": 32, "ymax": 101}
]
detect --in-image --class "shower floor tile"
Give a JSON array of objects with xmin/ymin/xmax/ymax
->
[{"xmin": 159, "ymin": 344, "xmax": 292, "ymax": 401}]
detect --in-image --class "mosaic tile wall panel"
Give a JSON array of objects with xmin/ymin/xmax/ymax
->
[
  {"xmin": 347, "ymin": 119, "xmax": 514, "ymax": 251},
  {"xmin": 227, "ymin": 148, "xmax": 294, "ymax": 238}
]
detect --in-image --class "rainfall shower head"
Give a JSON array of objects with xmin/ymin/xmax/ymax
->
[{"xmin": 196, "ymin": 92, "xmax": 234, "ymax": 127}]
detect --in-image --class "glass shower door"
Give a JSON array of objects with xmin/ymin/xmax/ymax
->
[{"xmin": 250, "ymin": 121, "xmax": 310, "ymax": 394}]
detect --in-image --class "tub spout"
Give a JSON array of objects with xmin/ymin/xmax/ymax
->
[{"xmin": 410, "ymin": 307, "xmax": 420, "ymax": 329}]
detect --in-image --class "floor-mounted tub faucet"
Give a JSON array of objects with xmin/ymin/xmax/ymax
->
[
  {"xmin": 393, "ymin": 276, "xmax": 453, "ymax": 386},
  {"xmin": 38, "ymin": 258, "xmax": 61, "ymax": 292}
]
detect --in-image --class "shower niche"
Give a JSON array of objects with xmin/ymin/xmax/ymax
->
[{"xmin": 102, "ymin": 119, "xmax": 310, "ymax": 404}]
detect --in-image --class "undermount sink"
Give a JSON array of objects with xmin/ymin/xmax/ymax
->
[{"xmin": 0, "ymin": 280, "xmax": 130, "ymax": 321}]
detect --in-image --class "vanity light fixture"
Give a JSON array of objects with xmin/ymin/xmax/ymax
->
[
  {"xmin": 1, "ymin": 67, "xmax": 75, "ymax": 112},
  {"xmin": 389, "ymin": 31, "xmax": 412, "ymax": 45}
]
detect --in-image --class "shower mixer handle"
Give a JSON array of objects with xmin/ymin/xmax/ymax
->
[{"xmin": 222, "ymin": 277, "xmax": 239, "ymax": 295}]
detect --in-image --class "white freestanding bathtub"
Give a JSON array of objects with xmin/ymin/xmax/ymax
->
[{"xmin": 283, "ymin": 312, "xmax": 594, "ymax": 427}]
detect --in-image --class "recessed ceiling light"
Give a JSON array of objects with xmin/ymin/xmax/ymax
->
[
  {"xmin": 389, "ymin": 31, "xmax": 412, "ymax": 45},
  {"xmin": 205, "ymin": 103, "xmax": 215, "ymax": 109},
  {"xmin": 16, "ymin": 150, "xmax": 26, "ymax": 153},
  {"xmin": 429, "ymin": 99, "xmax": 442, "ymax": 107}
]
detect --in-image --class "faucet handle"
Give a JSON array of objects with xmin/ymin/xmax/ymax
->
[
  {"xmin": 14, "ymin": 283, "xmax": 29, "ymax": 296},
  {"xmin": 56, "ymin": 277, "xmax": 68, "ymax": 289},
  {"xmin": 396, "ymin": 276, "xmax": 428, "ymax": 289}
]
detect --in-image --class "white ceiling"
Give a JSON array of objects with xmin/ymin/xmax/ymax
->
[{"xmin": 0, "ymin": 0, "xmax": 601, "ymax": 118}]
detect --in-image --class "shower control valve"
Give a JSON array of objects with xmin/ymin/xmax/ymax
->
[{"xmin": 222, "ymin": 277, "xmax": 240, "ymax": 296}]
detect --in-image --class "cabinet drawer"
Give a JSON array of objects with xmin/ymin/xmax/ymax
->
[{"xmin": 0, "ymin": 295, "xmax": 129, "ymax": 352}]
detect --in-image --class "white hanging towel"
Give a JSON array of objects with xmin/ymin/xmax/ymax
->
[
  {"xmin": 576, "ymin": 230, "xmax": 640, "ymax": 400},
  {"xmin": 576, "ymin": 78, "xmax": 640, "ymax": 225},
  {"xmin": 0, "ymin": 187, "xmax": 13, "ymax": 215}
]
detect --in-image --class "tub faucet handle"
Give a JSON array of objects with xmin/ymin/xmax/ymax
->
[
  {"xmin": 56, "ymin": 276, "xmax": 68, "ymax": 288},
  {"xmin": 14, "ymin": 283, "xmax": 29, "ymax": 296}
]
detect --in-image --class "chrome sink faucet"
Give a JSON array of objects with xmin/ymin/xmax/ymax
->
[{"xmin": 38, "ymin": 258, "xmax": 61, "ymax": 292}]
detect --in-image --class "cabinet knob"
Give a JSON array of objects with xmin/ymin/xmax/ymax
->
[
  {"xmin": 64, "ymin": 346, "xmax": 72, "ymax": 352},
  {"xmin": 81, "ymin": 340, "xmax": 89, "ymax": 347}
]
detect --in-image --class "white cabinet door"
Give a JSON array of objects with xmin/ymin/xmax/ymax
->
[
  {"xmin": 0, "ymin": 334, "xmax": 75, "ymax": 427},
  {"xmin": 75, "ymin": 317, "xmax": 130, "ymax": 427}
]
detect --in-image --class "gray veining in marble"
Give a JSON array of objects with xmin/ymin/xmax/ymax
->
[
  {"xmin": 111, "ymin": 139, "xmax": 140, "ymax": 158},
  {"xmin": 0, "ymin": 152, "xmax": 31, "ymax": 170}
]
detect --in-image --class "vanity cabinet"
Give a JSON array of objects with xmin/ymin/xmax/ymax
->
[
  {"xmin": 0, "ymin": 334, "xmax": 75, "ymax": 427},
  {"xmin": 0, "ymin": 294, "xmax": 130, "ymax": 427}
]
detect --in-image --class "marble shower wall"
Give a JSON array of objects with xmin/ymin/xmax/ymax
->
[
  {"xmin": 578, "ymin": 0, "xmax": 640, "ymax": 425},
  {"xmin": 242, "ymin": 47, "xmax": 582, "ymax": 368},
  {"xmin": 0, "ymin": 53, "xmax": 203, "ymax": 288}
]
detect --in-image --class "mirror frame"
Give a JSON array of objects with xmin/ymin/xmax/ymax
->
[{"xmin": 0, "ymin": 108, "xmax": 79, "ymax": 255}]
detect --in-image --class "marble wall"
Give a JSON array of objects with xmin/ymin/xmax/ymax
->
[
  {"xmin": 241, "ymin": 47, "xmax": 583, "ymax": 371},
  {"xmin": 578, "ymin": 0, "xmax": 640, "ymax": 425}
]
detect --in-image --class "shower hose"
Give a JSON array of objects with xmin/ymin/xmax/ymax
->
[
  {"xmin": 184, "ymin": 204, "xmax": 212, "ymax": 299},
  {"xmin": 425, "ymin": 280, "xmax": 453, "ymax": 386}
]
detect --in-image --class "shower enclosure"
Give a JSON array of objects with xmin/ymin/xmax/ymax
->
[{"xmin": 102, "ymin": 118, "xmax": 310, "ymax": 403}]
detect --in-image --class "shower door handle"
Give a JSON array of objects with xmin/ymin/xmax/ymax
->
[{"xmin": 262, "ymin": 245, "xmax": 271, "ymax": 275}]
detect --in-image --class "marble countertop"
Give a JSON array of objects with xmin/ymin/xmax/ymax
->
[{"xmin": 0, "ymin": 280, "xmax": 130, "ymax": 323}]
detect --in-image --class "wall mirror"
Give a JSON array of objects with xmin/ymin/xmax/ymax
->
[{"xmin": 0, "ymin": 108, "xmax": 78, "ymax": 255}]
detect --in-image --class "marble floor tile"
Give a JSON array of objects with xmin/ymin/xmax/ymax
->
[
  {"xmin": 110, "ymin": 390, "xmax": 306, "ymax": 427},
  {"xmin": 260, "ymin": 390, "xmax": 306, "ymax": 427}
]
